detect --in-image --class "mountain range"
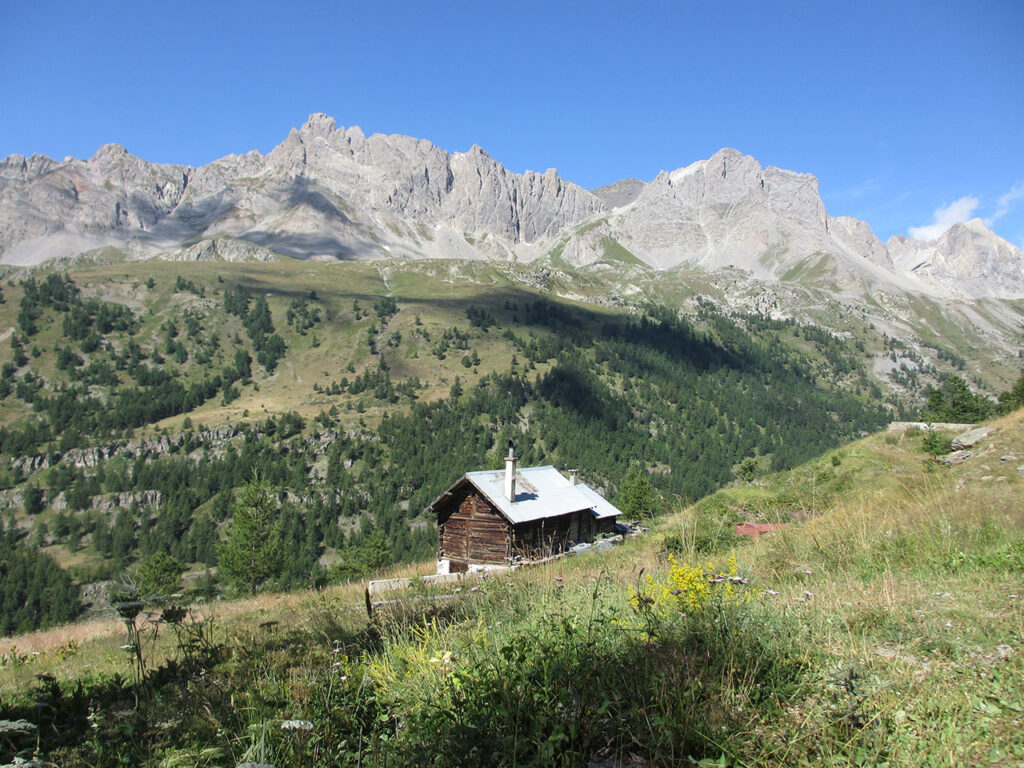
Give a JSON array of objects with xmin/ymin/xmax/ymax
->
[{"xmin": 2, "ymin": 113, "xmax": 1022, "ymax": 302}]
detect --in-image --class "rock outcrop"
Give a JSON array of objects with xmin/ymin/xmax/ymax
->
[
  {"xmin": 951, "ymin": 426, "xmax": 995, "ymax": 451},
  {"xmin": 888, "ymin": 219, "xmax": 1024, "ymax": 298},
  {"xmin": 0, "ymin": 114, "xmax": 606, "ymax": 266},
  {"xmin": 2, "ymin": 115, "xmax": 1022, "ymax": 299},
  {"xmin": 598, "ymin": 149, "xmax": 834, "ymax": 272}
]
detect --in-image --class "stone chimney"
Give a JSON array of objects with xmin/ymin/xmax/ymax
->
[
  {"xmin": 568, "ymin": 469, "xmax": 579, "ymax": 486},
  {"xmin": 505, "ymin": 440, "xmax": 517, "ymax": 502}
]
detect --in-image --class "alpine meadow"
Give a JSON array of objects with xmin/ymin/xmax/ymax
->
[{"xmin": 1, "ymin": 113, "xmax": 1023, "ymax": 767}]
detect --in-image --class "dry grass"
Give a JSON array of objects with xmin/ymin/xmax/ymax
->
[
  {"xmin": 0, "ymin": 617, "xmax": 124, "ymax": 657},
  {"xmin": 0, "ymin": 558, "xmax": 439, "ymax": 696},
  {"xmin": 628, "ymin": 414, "xmax": 1024, "ymax": 763}
]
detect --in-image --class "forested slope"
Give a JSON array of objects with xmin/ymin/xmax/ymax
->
[{"xmin": 0, "ymin": 261, "xmax": 892, "ymax": 632}]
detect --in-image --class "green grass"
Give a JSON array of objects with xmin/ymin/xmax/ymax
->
[
  {"xmin": 3, "ymin": 411, "xmax": 1024, "ymax": 765},
  {"xmin": 780, "ymin": 253, "xmax": 833, "ymax": 284},
  {"xmin": 597, "ymin": 236, "xmax": 646, "ymax": 268}
]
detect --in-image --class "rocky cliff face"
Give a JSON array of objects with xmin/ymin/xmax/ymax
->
[
  {"xmin": 2, "ymin": 115, "xmax": 1022, "ymax": 299},
  {"xmin": 0, "ymin": 114, "xmax": 606, "ymax": 266},
  {"xmin": 556, "ymin": 148, "xmax": 1022, "ymax": 299},
  {"xmin": 887, "ymin": 219, "xmax": 1024, "ymax": 299},
  {"xmin": 596, "ymin": 149, "xmax": 834, "ymax": 273},
  {"xmin": 0, "ymin": 144, "xmax": 194, "ymax": 262}
]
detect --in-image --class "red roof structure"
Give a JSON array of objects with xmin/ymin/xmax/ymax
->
[{"xmin": 735, "ymin": 522, "xmax": 788, "ymax": 539}]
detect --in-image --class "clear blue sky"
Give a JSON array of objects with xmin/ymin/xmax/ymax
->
[{"xmin": 3, "ymin": 0, "xmax": 1022, "ymax": 246}]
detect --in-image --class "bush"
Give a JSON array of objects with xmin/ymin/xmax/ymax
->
[
  {"xmin": 921, "ymin": 429, "xmax": 953, "ymax": 456},
  {"xmin": 629, "ymin": 553, "xmax": 752, "ymax": 625},
  {"xmin": 137, "ymin": 552, "xmax": 185, "ymax": 598}
]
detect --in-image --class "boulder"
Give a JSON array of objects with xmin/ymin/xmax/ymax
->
[
  {"xmin": 951, "ymin": 427, "xmax": 994, "ymax": 451},
  {"xmin": 938, "ymin": 450, "xmax": 972, "ymax": 466}
]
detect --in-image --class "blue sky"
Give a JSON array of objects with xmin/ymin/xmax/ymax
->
[{"xmin": 3, "ymin": 0, "xmax": 1022, "ymax": 246}]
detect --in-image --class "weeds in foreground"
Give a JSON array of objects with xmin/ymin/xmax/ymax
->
[
  {"xmin": 2, "ymin": 546, "xmax": 1022, "ymax": 767},
  {"xmin": 0, "ymin": 561, "xmax": 813, "ymax": 767}
]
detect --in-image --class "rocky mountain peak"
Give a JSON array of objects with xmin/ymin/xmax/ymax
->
[
  {"xmin": 963, "ymin": 217, "xmax": 997, "ymax": 237},
  {"xmin": 89, "ymin": 143, "xmax": 129, "ymax": 163},
  {"xmin": 301, "ymin": 112, "xmax": 337, "ymax": 138},
  {"xmin": 0, "ymin": 117, "xmax": 1021, "ymax": 299},
  {"xmin": 592, "ymin": 178, "xmax": 645, "ymax": 208},
  {"xmin": 885, "ymin": 217, "xmax": 1024, "ymax": 298},
  {"xmin": 707, "ymin": 147, "xmax": 759, "ymax": 178},
  {"xmin": 459, "ymin": 144, "xmax": 492, "ymax": 161},
  {"xmin": 595, "ymin": 148, "xmax": 832, "ymax": 273},
  {"xmin": 0, "ymin": 153, "xmax": 62, "ymax": 182}
]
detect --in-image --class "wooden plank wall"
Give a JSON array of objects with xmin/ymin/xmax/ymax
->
[
  {"xmin": 438, "ymin": 491, "xmax": 510, "ymax": 565},
  {"xmin": 437, "ymin": 487, "xmax": 619, "ymax": 565},
  {"xmin": 513, "ymin": 510, "xmax": 594, "ymax": 559}
]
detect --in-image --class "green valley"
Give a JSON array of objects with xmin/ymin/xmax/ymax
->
[{"xmin": 0, "ymin": 258, "xmax": 900, "ymax": 633}]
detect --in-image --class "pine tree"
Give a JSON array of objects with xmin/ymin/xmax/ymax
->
[
  {"xmin": 23, "ymin": 484, "xmax": 44, "ymax": 515},
  {"xmin": 217, "ymin": 476, "xmax": 284, "ymax": 596},
  {"xmin": 137, "ymin": 551, "xmax": 185, "ymax": 598},
  {"xmin": 618, "ymin": 464, "xmax": 658, "ymax": 519},
  {"xmin": 998, "ymin": 370, "xmax": 1024, "ymax": 413}
]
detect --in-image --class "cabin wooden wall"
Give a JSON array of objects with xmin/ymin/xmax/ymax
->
[
  {"xmin": 513, "ymin": 510, "xmax": 595, "ymax": 559},
  {"xmin": 437, "ymin": 491, "xmax": 510, "ymax": 567},
  {"xmin": 435, "ymin": 483, "xmax": 620, "ymax": 566}
]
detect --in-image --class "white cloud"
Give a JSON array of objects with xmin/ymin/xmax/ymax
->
[
  {"xmin": 908, "ymin": 196, "xmax": 979, "ymax": 241},
  {"xmin": 984, "ymin": 181, "xmax": 1024, "ymax": 226}
]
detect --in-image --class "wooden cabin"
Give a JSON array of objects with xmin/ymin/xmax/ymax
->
[{"xmin": 427, "ymin": 451, "xmax": 622, "ymax": 573}]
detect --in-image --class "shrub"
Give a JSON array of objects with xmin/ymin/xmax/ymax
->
[
  {"xmin": 921, "ymin": 429, "xmax": 953, "ymax": 456},
  {"xmin": 629, "ymin": 554, "xmax": 752, "ymax": 629}
]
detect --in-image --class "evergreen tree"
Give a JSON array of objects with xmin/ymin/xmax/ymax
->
[
  {"xmin": 736, "ymin": 457, "xmax": 758, "ymax": 483},
  {"xmin": 617, "ymin": 464, "xmax": 658, "ymax": 519},
  {"xmin": 137, "ymin": 551, "xmax": 185, "ymax": 598},
  {"xmin": 23, "ymin": 485, "xmax": 44, "ymax": 516},
  {"xmin": 922, "ymin": 376, "xmax": 995, "ymax": 422},
  {"xmin": 998, "ymin": 370, "xmax": 1024, "ymax": 413},
  {"xmin": 0, "ymin": 518, "xmax": 81, "ymax": 634},
  {"xmin": 217, "ymin": 476, "xmax": 285, "ymax": 596}
]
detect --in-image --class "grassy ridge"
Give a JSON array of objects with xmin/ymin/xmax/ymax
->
[{"xmin": 2, "ymin": 412, "xmax": 1021, "ymax": 766}]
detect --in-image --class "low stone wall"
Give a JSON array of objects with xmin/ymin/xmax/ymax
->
[
  {"xmin": 887, "ymin": 421, "xmax": 975, "ymax": 433},
  {"xmin": 366, "ymin": 572, "xmax": 471, "ymax": 601}
]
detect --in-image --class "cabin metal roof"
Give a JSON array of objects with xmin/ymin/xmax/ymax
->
[{"xmin": 429, "ymin": 465, "xmax": 622, "ymax": 525}]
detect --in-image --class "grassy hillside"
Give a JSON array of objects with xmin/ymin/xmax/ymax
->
[
  {"xmin": 0, "ymin": 260, "xmax": 896, "ymax": 632},
  {"xmin": 2, "ymin": 411, "xmax": 1021, "ymax": 766}
]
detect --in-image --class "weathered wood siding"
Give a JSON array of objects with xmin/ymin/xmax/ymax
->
[
  {"xmin": 512, "ymin": 509, "xmax": 595, "ymax": 559},
  {"xmin": 437, "ymin": 490, "xmax": 511, "ymax": 566},
  {"xmin": 435, "ymin": 479, "xmax": 619, "ymax": 566}
]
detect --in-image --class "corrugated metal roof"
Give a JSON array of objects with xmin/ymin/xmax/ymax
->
[{"xmin": 456, "ymin": 465, "xmax": 622, "ymax": 525}]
